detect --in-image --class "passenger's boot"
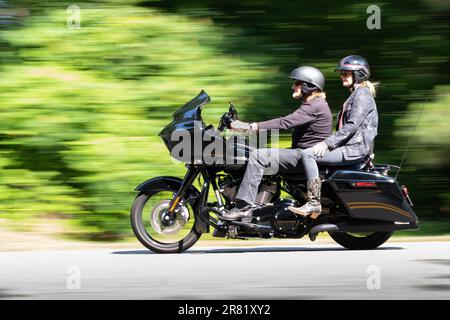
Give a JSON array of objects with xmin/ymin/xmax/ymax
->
[{"xmin": 288, "ymin": 177, "xmax": 322, "ymax": 219}]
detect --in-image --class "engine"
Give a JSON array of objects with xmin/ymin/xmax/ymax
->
[
  {"xmin": 217, "ymin": 174, "xmax": 308, "ymax": 237},
  {"xmin": 218, "ymin": 174, "xmax": 278, "ymax": 205}
]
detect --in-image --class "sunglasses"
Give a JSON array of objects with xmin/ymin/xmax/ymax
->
[
  {"xmin": 339, "ymin": 71, "xmax": 352, "ymax": 77},
  {"xmin": 293, "ymin": 80, "xmax": 303, "ymax": 86}
]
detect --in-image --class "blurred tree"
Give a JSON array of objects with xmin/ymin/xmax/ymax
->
[
  {"xmin": 394, "ymin": 86, "xmax": 450, "ymax": 216},
  {"xmin": 0, "ymin": 0, "xmax": 449, "ymax": 239},
  {"xmin": 0, "ymin": 3, "xmax": 280, "ymax": 239}
]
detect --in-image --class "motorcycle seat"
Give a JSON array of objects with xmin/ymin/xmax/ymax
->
[
  {"xmin": 322, "ymin": 159, "xmax": 367, "ymax": 172},
  {"xmin": 282, "ymin": 159, "xmax": 368, "ymax": 181}
]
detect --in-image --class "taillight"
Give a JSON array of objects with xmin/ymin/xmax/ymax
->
[
  {"xmin": 352, "ymin": 181, "xmax": 377, "ymax": 188},
  {"xmin": 402, "ymin": 185, "xmax": 414, "ymax": 207}
]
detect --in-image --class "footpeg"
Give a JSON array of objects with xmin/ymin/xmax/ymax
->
[
  {"xmin": 226, "ymin": 225, "xmax": 247, "ymax": 240},
  {"xmin": 213, "ymin": 228, "xmax": 226, "ymax": 238}
]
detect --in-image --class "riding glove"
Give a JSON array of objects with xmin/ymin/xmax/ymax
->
[
  {"xmin": 230, "ymin": 120, "xmax": 251, "ymax": 131},
  {"xmin": 312, "ymin": 141, "xmax": 328, "ymax": 158}
]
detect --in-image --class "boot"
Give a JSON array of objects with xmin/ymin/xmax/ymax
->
[
  {"xmin": 288, "ymin": 177, "xmax": 322, "ymax": 219},
  {"xmin": 221, "ymin": 199, "xmax": 254, "ymax": 221}
]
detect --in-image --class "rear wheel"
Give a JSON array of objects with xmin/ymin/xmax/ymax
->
[
  {"xmin": 328, "ymin": 231, "xmax": 393, "ymax": 250},
  {"xmin": 131, "ymin": 190, "xmax": 201, "ymax": 253}
]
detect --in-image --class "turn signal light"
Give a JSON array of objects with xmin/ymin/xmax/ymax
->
[
  {"xmin": 401, "ymin": 185, "xmax": 409, "ymax": 197},
  {"xmin": 402, "ymin": 185, "xmax": 414, "ymax": 207}
]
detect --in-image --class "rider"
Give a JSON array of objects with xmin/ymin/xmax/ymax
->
[
  {"xmin": 289, "ymin": 55, "xmax": 379, "ymax": 219},
  {"xmin": 221, "ymin": 66, "xmax": 332, "ymax": 221}
]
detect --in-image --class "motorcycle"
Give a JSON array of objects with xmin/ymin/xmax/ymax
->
[{"xmin": 130, "ymin": 90, "xmax": 419, "ymax": 253}]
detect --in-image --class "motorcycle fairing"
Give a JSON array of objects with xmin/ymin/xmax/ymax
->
[
  {"xmin": 158, "ymin": 90, "xmax": 210, "ymax": 154},
  {"xmin": 158, "ymin": 90, "xmax": 256, "ymax": 167}
]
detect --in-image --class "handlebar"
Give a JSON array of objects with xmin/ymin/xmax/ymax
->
[{"xmin": 218, "ymin": 102, "xmax": 239, "ymax": 132}]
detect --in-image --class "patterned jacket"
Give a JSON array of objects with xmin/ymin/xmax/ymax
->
[{"xmin": 325, "ymin": 85, "xmax": 378, "ymax": 160}]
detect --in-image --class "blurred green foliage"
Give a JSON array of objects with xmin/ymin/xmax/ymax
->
[
  {"xmin": 0, "ymin": 0, "xmax": 449, "ymax": 239},
  {"xmin": 395, "ymin": 86, "xmax": 450, "ymax": 215},
  {"xmin": 0, "ymin": 2, "xmax": 279, "ymax": 239}
]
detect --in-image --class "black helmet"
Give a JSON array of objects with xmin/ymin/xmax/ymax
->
[
  {"xmin": 335, "ymin": 55, "xmax": 370, "ymax": 83},
  {"xmin": 289, "ymin": 66, "xmax": 325, "ymax": 94}
]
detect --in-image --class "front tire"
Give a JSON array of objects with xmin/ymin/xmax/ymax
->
[
  {"xmin": 328, "ymin": 231, "xmax": 393, "ymax": 250},
  {"xmin": 131, "ymin": 192, "xmax": 201, "ymax": 253}
]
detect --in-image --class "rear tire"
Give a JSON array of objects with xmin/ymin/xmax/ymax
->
[
  {"xmin": 329, "ymin": 231, "xmax": 393, "ymax": 250},
  {"xmin": 131, "ymin": 192, "xmax": 201, "ymax": 254}
]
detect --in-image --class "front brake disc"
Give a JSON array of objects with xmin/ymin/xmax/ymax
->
[{"xmin": 149, "ymin": 200, "xmax": 190, "ymax": 235}]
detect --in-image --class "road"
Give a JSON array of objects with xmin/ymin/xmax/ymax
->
[{"xmin": 0, "ymin": 241, "xmax": 449, "ymax": 299}]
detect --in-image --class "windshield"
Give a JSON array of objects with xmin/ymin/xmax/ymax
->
[{"xmin": 172, "ymin": 90, "xmax": 211, "ymax": 121}]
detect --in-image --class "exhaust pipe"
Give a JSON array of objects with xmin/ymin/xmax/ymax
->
[
  {"xmin": 308, "ymin": 221, "xmax": 419, "ymax": 241},
  {"xmin": 308, "ymin": 224, "xmax": 339, "ymax": 241},
  {"xmin": 230, "ymin": 220, "xmax": 274, "ymax": 233}
]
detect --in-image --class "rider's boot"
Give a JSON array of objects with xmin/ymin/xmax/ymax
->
[
  {"xmin": 221, "ymin": 199, "xmax": 254, "ymax": 221},
  {"xmin": 288, "ymin": 177, "xmax": 322, "ymax": 219}
]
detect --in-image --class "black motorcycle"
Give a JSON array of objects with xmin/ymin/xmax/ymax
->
[{"xmin": 131, "ymin": 90, "xmax": 419, "ymax": 253}]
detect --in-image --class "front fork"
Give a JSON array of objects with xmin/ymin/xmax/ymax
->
[
  {"xmin": 164, "ymin": 165, "xmax": 223, "ymax": 233},
  {"xmin": 161, "ymin": 165, "xmax": 199, "ymax": 227}
]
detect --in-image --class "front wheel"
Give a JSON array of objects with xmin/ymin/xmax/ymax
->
[
  {"xmin": 131, "ymin": 191, "xmax": 201, "ymax": 253},
  {"xmin": 328, "ymin": 231, "xmax": 393, "ymax": 250}
]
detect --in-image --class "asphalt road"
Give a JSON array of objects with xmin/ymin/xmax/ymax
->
[{"xmin": 1, "ymin": 241, "xmax": 449, "ymax": 300}]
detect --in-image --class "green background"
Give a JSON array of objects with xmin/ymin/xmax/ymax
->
[{"xmin": 0, "ymin": 0, "xmax": 449, "ymax": 240}]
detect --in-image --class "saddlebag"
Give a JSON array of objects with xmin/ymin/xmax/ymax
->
[{"xmin": 327, "ymin": 170, "xmax": 418, "ymax": 224}]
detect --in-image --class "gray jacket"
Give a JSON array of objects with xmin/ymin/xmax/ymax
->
[{"xmin": 325, "ymin": 85, "xmax": 378, "ymax": 160}]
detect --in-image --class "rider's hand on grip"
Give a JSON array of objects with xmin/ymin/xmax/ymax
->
[{"xmin": 230, "ymin": 120, "xmax": 251, "ymax": 132}]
